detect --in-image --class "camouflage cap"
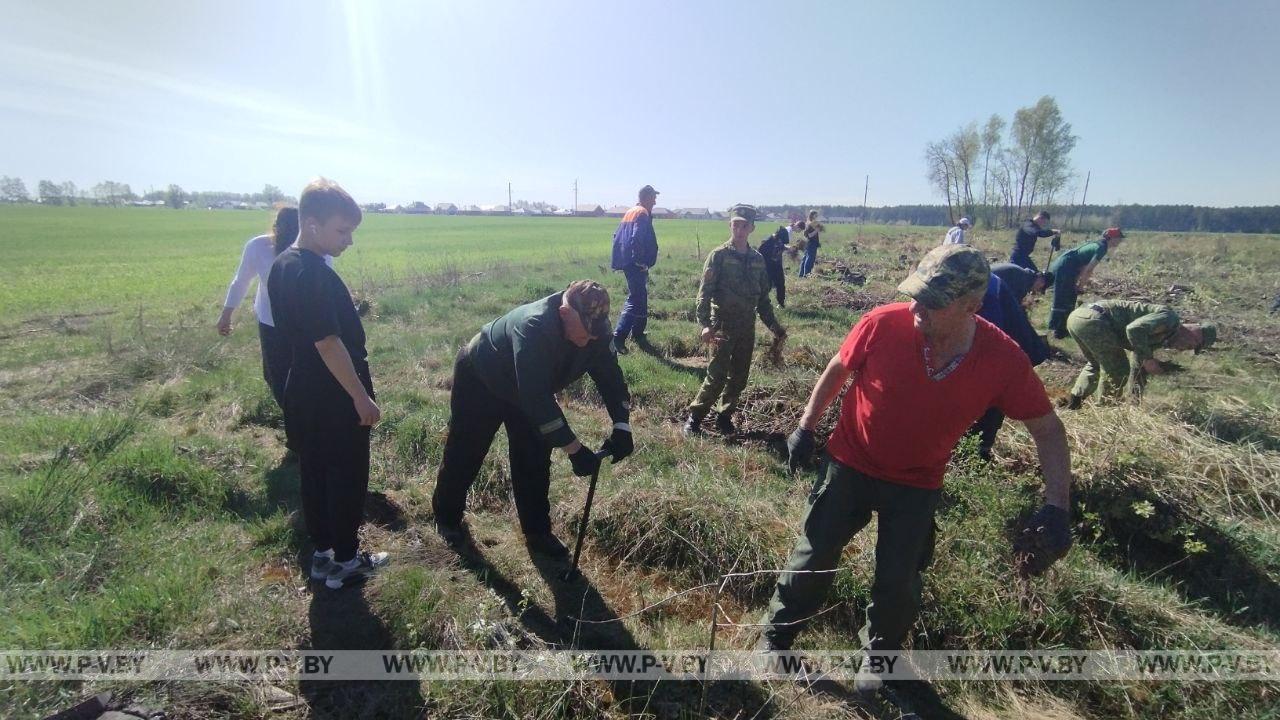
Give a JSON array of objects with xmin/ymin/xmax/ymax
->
[
  {"xmin": 1194, "ymin": 322, "xmax": 1217, "ymax": 354},
  {"xmin": 563, "ymin": 280, "xmax": 611, "ymax": 337},
  {"xmin": 897, "ymin": 244, "xmax": 991, "ymax": 309},
  {"xmin": 728, "ymin": 204, "xmax": 759, "ymax": 224}
]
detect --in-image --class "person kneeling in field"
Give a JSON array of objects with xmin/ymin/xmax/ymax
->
[
  {"xmin": 762, "ymin": 245, "xmax": 1073, "ymax": 692},
  {"xmin": 1064, "ymin": 299, "xmax": 1216, "ymax": 408},
  {"xmin": 268, "ymin": 179, "xmax": 388, "ymax": 590},
  {"xmin": 432, "ymin": 280, "xmax": 634, "ymax": 558}
]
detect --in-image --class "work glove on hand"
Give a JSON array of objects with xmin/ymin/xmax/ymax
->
[
  {"xmin": 568, "ymin": 446, "xmax": 602, "ymax": 478},
  {"xmin": 1013, "ymin": 504, "xmax": 1072, "ymax": 577},
  {"xmin": 786, "ymin": 427, "xmax": 816, "ymax": 473},
  {"xmin": 601, "ymin": 426, "xmax": 633, "ymax": 464}
]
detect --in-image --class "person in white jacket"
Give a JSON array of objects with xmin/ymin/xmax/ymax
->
[
  {"xmin": 943, "ymin": 217, "xmax": 971, "ymax": 245},
  {"xmin": 217, "ymin": 207, "xmax": 328, "ymax": 407}
]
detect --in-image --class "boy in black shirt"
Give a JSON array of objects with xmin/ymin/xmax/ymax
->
[{"xmin": 268, "ymin": 178, "xmax": 388, "ymax": 589}]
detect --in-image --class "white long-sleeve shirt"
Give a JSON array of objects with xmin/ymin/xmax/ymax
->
[
  {"xmin": 222, "ymin": 235, "xmax": 331, "ymax": 327},
  {"xmin": 943, "ymin": 225, "xmax": 967, "ymax": 245}
]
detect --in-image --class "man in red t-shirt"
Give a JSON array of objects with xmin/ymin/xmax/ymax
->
[{"xmin": 758, "ymin": 245, "xmax": 1073, "ymax": 691}]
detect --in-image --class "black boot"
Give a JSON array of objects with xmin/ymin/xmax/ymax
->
[
  {"xmin": 714, "ymin": 412, "xmax": 736, "ymax": 435},
  {"xmin": 682, "ymin": 413, "xmax": 705, "ymax": 436},
  {"xmin": 1065, "ymin": 394, "xmax": 1084, "ymax": 410}
]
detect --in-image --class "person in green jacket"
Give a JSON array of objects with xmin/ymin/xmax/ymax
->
[
  {"xmin": 432, "ymin": 280, "xmax": 634, "ymax": 558},
  {"xmin": 683, "ymin": 204, "xmax": 787, "ymax": 436},
  {"xmin": 1047, "ymin": 227, "xmax": 1125, "ymax": 338},
  {"xmin": 1065, "ymin": 299, "xmax": 1216, "ymax": 407}
]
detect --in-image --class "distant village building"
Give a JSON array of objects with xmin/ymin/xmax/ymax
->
[
  {"xmin": 404, "ymin": 201, "xmax": 432, "ymax": 214},
  {"xmin": 651, "ymin": 207, "xmax": 675, "ymax": 220},
  {"xmin": 479, "ymin": 204, "xmax": 510, "ymax": 215},
  {"xmin": 574, "ymin": 204, "xmax": 605, "ymax": 216},
  {"xmin": 605, "ymin": 205, "xmax": 630, "ymax": 218},
  {"xmin": 675, "ymin": 207, "xmax": 711, "ymax": 219},
  {"xmin": 434, "ymin": 203, "xmax": 458, "ymax": 215}
]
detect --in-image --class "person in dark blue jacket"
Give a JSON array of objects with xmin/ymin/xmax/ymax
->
[
  {"xmin": 757, "ymin": 222, "xmax": 795, "ymax": 306},
  {"xmin": 610, "ymin": 184, "xmax": 660, "ymax": 353},
  {"xmin": 1009, "ymin": 211, "xmax": 1061, "ymax": 272},
  {"xmin": 972, "ymin": 265, "xmax": 1053, "ymax": 460}
]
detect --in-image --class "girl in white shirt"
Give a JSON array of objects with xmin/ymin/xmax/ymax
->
[{"xmin": 216, "ymin": 207, "xmax": 301, "ymax": 408}]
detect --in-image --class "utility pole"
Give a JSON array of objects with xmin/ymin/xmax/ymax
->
[
  {"xmin": 1074, "ymin": 171, "xmax": 1091, "ymax": 229},
  {"xmin": 573, "ymin": 178, "xmax": 578, "ymax": 216},
  {"xmin": 508, "ymin": 181, "xmax": 512, "ymax": 212}
]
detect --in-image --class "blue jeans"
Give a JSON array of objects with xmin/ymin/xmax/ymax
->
[
  {"xmin": 798, "ymin": 247, "xmax": 818, "ymax": 277},
  {"xmin": 613, "ymin": 266, "xmax": 649, "ymax": 340}
]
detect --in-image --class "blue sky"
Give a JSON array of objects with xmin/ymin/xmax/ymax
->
[{"xmin": 2, "ymin": 0, "xmax": 1277, "ymax": 208}]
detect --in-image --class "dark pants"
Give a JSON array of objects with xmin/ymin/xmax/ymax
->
[
  {"xmin": 1270, "ymin": 292, "xmax": 1279, "ymax": 313},
  {"xmin": 258, "ymin": 322, "xmax": 292, "ymax": 409},
  {"xmin": 798, "ymin": 246, "xmax": 818, "ymax": 277},
  {"xmin": 1008, "ymin": 251, "xmax": 1038, "ymax": 273},
  {"xmin": 299, "ymin": 425, "xmax": 371, "ymax": 562},
  {"xmin": 969, "ymin": 407, "xmax": 1005, "ymax": 460},
  {"xmin": 432, "ymin": 352, "xmax": 555, "ymax": 534},
  {"xmin": 1047, "ymin": 262, "xmax": 1081, "ymax": 339},
  {"xmin": 765, "ymin": 259, "xmax": 786, "ymax": 307},
  {"xmin": 761, "ymin": 458, "xmax": 939, "ymax": 650},
  {"xmin": 613, "ymin": 266, "xmax": 649, "ymax": 341}
]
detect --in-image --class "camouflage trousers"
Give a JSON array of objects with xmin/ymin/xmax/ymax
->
[
  {"xmin": 1067, "ymin": 305, "xmax": 1135, "ymax": 400},
  {"xmin": 687, "ymin": 324, "xmax": 755, "ymax": 417}
]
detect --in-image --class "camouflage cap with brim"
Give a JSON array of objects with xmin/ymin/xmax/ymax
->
[
  {"xmin": 897, "ymin": 244, "xmax": 991, "ymax": 309},
  {"xmin": 728, "ymin": 204, "xmax": 759, "ymax": 223},
  {"xmin": 564, "ymin": 280, "xmax": 612, "ymax": 337}
]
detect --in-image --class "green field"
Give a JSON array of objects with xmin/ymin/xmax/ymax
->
[{"xmin": 1, "ymin": 206, "xmax": 1279, "ymax": 719}]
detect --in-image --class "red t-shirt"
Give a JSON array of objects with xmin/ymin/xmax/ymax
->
[{"xmin": 825, "ymin": 303, "xmax": 1052, "ymax": 489}]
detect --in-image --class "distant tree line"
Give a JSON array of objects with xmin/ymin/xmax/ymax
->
[
  {"xmin": 757, "ymin": 203, "xmax": 1280, "ymax": 234},
  {"xmin": 0, "ymin": 176, "xmax": 293, "ymax": 209}
]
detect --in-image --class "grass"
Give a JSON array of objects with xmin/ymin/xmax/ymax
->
[{"xmin": 1, "ymin": 206, "xmax": 1279, "ymax": 718}]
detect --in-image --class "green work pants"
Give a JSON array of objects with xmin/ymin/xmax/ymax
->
[
  {"xmin": 760, "ymin": 458, "xmax": 940, "ymax": 650},
  {"xmin": 1067, "ymin": 306, "xmax": 1132, "ymax": 400},
  {"xmin": 688, "ymin": 324, "xmax": 755, "ymax": 416}
]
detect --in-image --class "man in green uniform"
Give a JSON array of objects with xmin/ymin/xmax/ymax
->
[
  {"xmin": 682, "ymin": 204, "xmax": 787, "ymax": 436},
  {"xmin": 1065, "ymin": 299, "xmax": 1217, "ymax": 407},
  {"xmin": 1047, "ymin": 227, "xmax": 1125, "ymax": 338},
  {"xmin": 432, "ymin": 280, "xmax": 634, "ymax": 558}
]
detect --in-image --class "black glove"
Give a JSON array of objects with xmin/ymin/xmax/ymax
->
[
  {"xmin": 1013, "ymin": 504, "xmax": 1072, "ymax": 577},
  {"xmin": 568, "ymin": 446, "xmax": 601, "ymax": 478},
  {"xmin": 1050, "ymin": 234, "xmax": 1062, "ymax": 251},
  {"xmin": 601, "ymin": 426, "xmax": 633, "ymax": 464},
  {"xmin": 786, "ymin": 427, "xmax": 816, "ymax": 473}
]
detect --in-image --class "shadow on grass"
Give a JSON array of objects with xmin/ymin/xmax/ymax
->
[
  {"xmin": 635, "ymin": 336, "xmax": 707, "ymax": 381},
  {"xmin": 301, "ymin": 586, "xmax": 427, "ymax": 719},
  {"xmin": 1074, "ymin": 483, "xmax": 1280, "ymax": 633},
  {"xmin": 443, "ymin": 538, "xmax": 781, "ymax": 719}
]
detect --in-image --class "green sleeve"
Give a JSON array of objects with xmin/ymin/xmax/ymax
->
[
  {"xmin": 1124, "ymin": 308, "xmax": 1180, "ymax": 365},
  {"xmin": 587, "ymin": 349, "xmax": 631, "ymax": 426},
  {"xmin": 695, "ymin": 250, "xmax": 719, "ymax": 328},
  {"xmin": 511, "ymin": 315, "xmax": 576, "ymax": 447},
  {"xmin": 756, "ymin": 266, "xmax": 780, "ymax": 331}
]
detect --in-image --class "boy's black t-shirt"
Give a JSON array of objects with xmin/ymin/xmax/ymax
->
[{"xmin": 267, "ymin": 247, "xmax": 372, "ymax": 445}]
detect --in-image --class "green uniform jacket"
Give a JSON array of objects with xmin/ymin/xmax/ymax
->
[
  {"xmin": 1049, "ymin": 238, "xmax": 1109, "ymax": 275},
  {"xmin": 1088, "ymin": 300, "xmax": 1181, "ymax": 365},
  {"xmin": 696, "ymin": 242, "xmax": 781, "ymax": 332},
  {"xmin": 466, "ymin": 292, "xmax": 631, "ymax": 448}
]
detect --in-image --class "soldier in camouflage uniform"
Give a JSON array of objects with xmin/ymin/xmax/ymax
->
[
  {"xmin": 683, "ymin": 204, "xmax": 787, "ymax": 436},
  {"xmin": 1065, "ymin": 299, "xmax": 1217, "ymax": 407}
]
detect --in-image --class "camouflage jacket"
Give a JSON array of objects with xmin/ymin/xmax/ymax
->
[
  {"xmin": 695, "ymin": 241, "xmax": 780, "ymax": 332},
  {"xmin": 1090, "ymin": 300, "xmax": 1181, "ymax": 365}
]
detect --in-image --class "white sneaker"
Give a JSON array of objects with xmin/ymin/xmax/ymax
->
[
  {"xmin": 325, "ymin": 551, "xmax": 390, "ymax": 589},
  {"xmin": 310, "ymin": 553, "xmax": 336, "ymax": 580}
]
